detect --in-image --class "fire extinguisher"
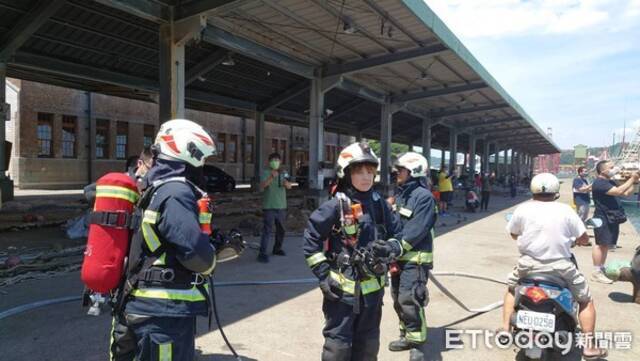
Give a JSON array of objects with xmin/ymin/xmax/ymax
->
[{"xmin": 198, "ymin": 194, "xmax": 212, "ymax": 235}]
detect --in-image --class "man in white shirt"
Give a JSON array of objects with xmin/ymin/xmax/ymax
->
[{"xmin": 501, "ymin": 173, "xmax": 606, "ymax": 359}]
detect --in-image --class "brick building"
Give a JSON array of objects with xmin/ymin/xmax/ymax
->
[{"xmin": 4, "ymin": 79, "xmax": 351, "ymax": 189}]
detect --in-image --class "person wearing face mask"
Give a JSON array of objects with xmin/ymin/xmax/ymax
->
[
  {"xmin": 258, "ymin": 153, "xmax": 292, "ymax": 263},
  {"xmin": 591, "ymin": 160, "xmax": 639, "ymax": 283},
  {"xmin": 501, "ymin": 173, "xmax": 607, "ymax": 360},
  {"xmin": 572, "ymin": 166, "xmax": 592, "ymax": 224},
  {"xmin": 303, "ymin": 142, "xmax": 402, "ymax": 361},
  {"xmin": 110, "ymin": 119, "xmax": 218, "ymax": 361},
  {"xmin": 480, "ymin": 172, "xmax": 493, "ymax": 211},
  {"xmin": 387, "ymin": 152, "xmax": 436, "ymax": 361},
  {"xmin": 83, "ymin": 148, "xmax": 154, "ymax": 207}
]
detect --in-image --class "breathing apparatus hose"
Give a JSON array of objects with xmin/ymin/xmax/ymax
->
[
  {"xmin": 210, "ymin": 277, "xmax": 242, "ymax": 361},
  {"xmin": 1, "ymin": 272, "xmax": 505, "ymax": 320}
]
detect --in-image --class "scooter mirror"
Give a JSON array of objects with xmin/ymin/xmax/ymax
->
[{"xmin": 505, "ymin": 213, "xmax": 513, "ymax": 222}]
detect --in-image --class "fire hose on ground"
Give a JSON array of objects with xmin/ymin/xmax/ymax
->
[{"xmin": 0, "ymin": 272, "xmax": 507, "ymax": 359}]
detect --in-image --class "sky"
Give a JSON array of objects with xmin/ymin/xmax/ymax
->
[{"xmin": 424, "ymin": 0, "xmax": 640, "ymax": 150}]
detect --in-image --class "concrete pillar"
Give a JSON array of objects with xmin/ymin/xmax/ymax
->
[
  {"xmin": 253, "ymin": 111, "xmax": 265, "ymax": 188},
  {"xmin": 159, "ymin": 18, "xmax": 204, "ymax": 123},
  {"xmin": 241, "ymin": 117, "xmax": 247, "ymax": 182},
  {"xmin": 0, "ymin": 63, "xmax": 13, "ymax": 202},
  {"xmin": 421, "ymin": 119, "xmax": 431, "ymax": 166},
  {"xmin": 86, "ymin": 91, "xmax": 94, "ymax": 183},
  {"xmin": 503, "ymin": 148, "xmax": 509, "ymax": 176},
  {"xmin": 449, "ymin": 129, "xmax": 457, "ymax": 172},
  {"xmin": 159, "ymin": 24, "xmax": 186, "ymax": 123},
  {"xmin": 462, "ymin": 139, "xmax": 468, "ymax": 173},
  {"xmin": 441, "ymin": 149, "xmax": 445, "ymax": 169},
  {"xmin": 380, "ymin": 102, "xmax": 393, "ymax": 187},
  {"xmin": 469, "ymin": 135, "xmax": 477, "ymax": 175},
  {"xmin": 482, "ymin": 139, "xmax": 490, "ymax": 174},
  {"xmin": 308, "ymin": 78, "xmax": 325, "ymax": 190},
  {"xmin": 529, "ymin": 155, "xmax": 535, "ymax": 175}
]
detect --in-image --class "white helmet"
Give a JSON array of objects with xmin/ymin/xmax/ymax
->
[
  {"xmin": 394, "ymin": 152, "xmax": 428, "ymax": 178},
  {"xmin": 530, "ymin": 173, "xmax": 560, "ymax": 195},
  {"xmin": 154, "ymin": 119, "xmax": 217, "ymax": 167},
  {"xmin": 336, "ymin": 142, "xmax": 379, "ymax": 179}
]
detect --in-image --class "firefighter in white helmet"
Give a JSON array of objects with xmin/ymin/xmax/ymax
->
[
  {"xmin": 303, "ymin": 141, "xmax": 402, "ymax": 360},
  {"xmin": 502, "ymin": 173, "xmax": 607, "ymax": 359},
  {"xmin": 388, "ymin": 152, "xmax": 437, "ymax": 360},
  {"xmin": 110, "ymin": 119, "xmax": 218, "ymax": 361}
]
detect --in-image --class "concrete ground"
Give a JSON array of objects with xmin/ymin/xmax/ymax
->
[{"xmin": 1, "ymin": 182, "xmax": 639, "ymax": 360}]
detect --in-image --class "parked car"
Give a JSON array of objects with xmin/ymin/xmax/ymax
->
[
  {"xmin": 203, "ymin": 165, "xmax": 236, "ymax": 193},
  {"xmin": 295, "ymin": 163, "xmax": 335, "ymax": 189}
]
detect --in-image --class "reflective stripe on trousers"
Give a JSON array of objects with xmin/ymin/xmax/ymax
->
[{"xmin": 329, "ymin": 271, "xmax": 385, "ymax": 295}]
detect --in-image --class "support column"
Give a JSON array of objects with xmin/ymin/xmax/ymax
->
[
  {"xmin": 308, "ymin": 78, "xmax": 325, "ymax": 191},
  {"xmin": 482, "ymin": 139, "xmax": 490, "ymax": 174},
  {"xmin": 0, "ymin": 63, "xmax": 13, "ymax": 202},
  {"xmin": 441, "ymin": 149, "xmax": 446, "ymax": 168},
  {"xmin": 241, "ymin": 117, "xmax": 247, "ymax": 182},
  {"xmin": 462, "ymin": 141, "xmax": 468, "ymax": 174},
  {"xmin": 469, "ymin": 135, "xmax": 477, "ymax": 175},
  {"xmin": 86, "ymin": 91, "xmax": 94, "ymax": 183},
  {"xmin": 159, "ymin": 24, "xmax": 185, "ymax": 123},
  {"xmin": 380, "ymin": 102, "xmax": 393, "ymax": 188},
  {"xmin": 253, "ymin": 111, "xmax": 265, "ymax": 189},
  {"xmin": 503, "ymin": 148, "xmax": 509, "ymax": 176},
  {"xmin": 531, "ymin": 155, "xmax": 536, "ymax": 175},
  {"xmin": 159, "ymin": 17, "xmax": 205, "ymax": 123},
  {"xmin": 421, "ymin": 119, "xmax": 432, "ymax": 166},
  {"xmin": 449, "ymin": 129, "xmax": 458, "ymax": 172}
]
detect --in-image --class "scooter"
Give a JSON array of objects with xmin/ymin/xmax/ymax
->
[{"xmin": 502, "ymin": 214, "xmax": 602, "ymax": 360}]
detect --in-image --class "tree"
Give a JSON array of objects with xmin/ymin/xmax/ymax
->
[{"xmin": 366, "ymin": 140, "xmax": 409, "ymax": 158}]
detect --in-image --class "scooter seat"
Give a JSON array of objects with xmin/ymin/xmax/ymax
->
[{"xmin": 519, "ymin": 273, "xmax": 568, "ymax": 288}]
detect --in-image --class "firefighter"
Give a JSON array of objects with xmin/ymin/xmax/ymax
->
[
  {"xmin": 110, "ymin": 119, "xmax": 217, "ymax": 361},
  {"xmin": 388, "ymin": 152, "xmax": 437, "ymax": 360},
  {"xmin": 303, "ymin": 141, "xmax": 402, "ymax": 361}
]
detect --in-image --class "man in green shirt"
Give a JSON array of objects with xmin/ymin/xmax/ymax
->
[{"xmin": 258, "ymin": 153, "xmax": 292, "ymax": 263}]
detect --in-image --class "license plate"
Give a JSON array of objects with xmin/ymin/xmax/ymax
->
[{"xmin": 516, "ymin": 310, "xmax": 556, "ymax": 332}]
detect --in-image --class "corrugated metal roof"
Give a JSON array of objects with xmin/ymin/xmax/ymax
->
[{"xmin": 0, "ymin": 0, "xmax": 559, "ymax": 154}]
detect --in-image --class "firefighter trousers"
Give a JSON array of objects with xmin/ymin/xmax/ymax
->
[
  {"xmin": 391, "ymin": 264, "xmax": 430, "ymax": 344},
  {"xmin": 110, "ymin": 313, "xmax": 196, "ymax": 361},
  {"xmin": 321, "ymin": 295, "xmax": 383, "ymax": 361}
]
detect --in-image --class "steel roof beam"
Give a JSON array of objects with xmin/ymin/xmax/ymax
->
[
  {"xmin": 261, "ymin": 0, "xmax": 365, "ymax": 58},
  {"xmin": 185, "ymin": 49, "xmax": 228, "ymax": 85},
  {"xmin": 323, "ymin": 43, "xmax": 448, "ymax": 77},
  {"xmin": 473, "ymin": 125, "xmax": 531, "ymax": 136},
  {"xmin": 201, "ymin": 25, "xmax": 315, "ymax": 79},
  {"xmin": 327, "ymin": 99, "xmax": 367, "ymax": 122},
  {"xmin": 175, "ymin": 0, "xmax": 239, "ymax": 21},
  {"xmin": 11, "ymin": 51, "xmax": 157, "ymax": 92},
  {"xmin": 93, "ymin": 0, "xmax": 169, "ymax": 23},
  {"xmin": 258, "ymin": 81, "xmax": 310, "ymax": 112},
  {"xmin": 336, "ymin": 78, "xmax": 386, "ymax": 104},
  {"xmin": 391, "ymin": 82, "xmax": 488, "ymax": 103},
  {"xmin": 0, "ymin": 0, "xmax": 66, "ymax": 61},
  {"xmin": 185, "ymin": 89, "xmax": 255, "ymax": 110},
  {"xmin": 455, "ymin": 116, "xmax": 522, "ymax": 129},
  {"xmin": 10, "ymin": 51, "xmax": 258, "ymax": 111},
  {"xmin": 429, "ymin": 103, "xmax": 510, "ymax": 118},
  {"xmin": 488, "ymin": 132, "xmax": 541, "ymax": 142}
]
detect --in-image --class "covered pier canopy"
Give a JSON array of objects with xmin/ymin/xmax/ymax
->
[{"xmin": 0, "ymin": 0, "xmax": 560, "ymax": 193}]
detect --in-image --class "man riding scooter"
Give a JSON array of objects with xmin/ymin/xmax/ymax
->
[{"xmin": 502, "ymin": 173, "xmax": 607, "ymax": 360}]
